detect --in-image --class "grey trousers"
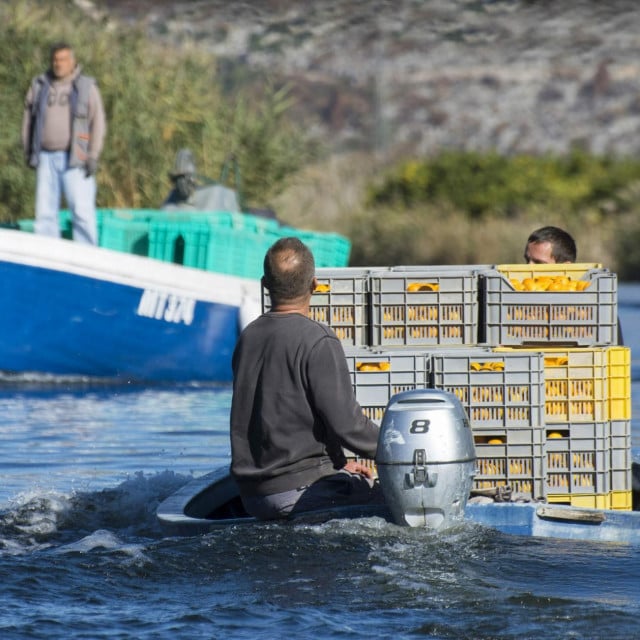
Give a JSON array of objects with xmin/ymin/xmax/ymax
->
[{"xmin": 242, "ymin": 470, "xmax": 384, "ymax": 520}]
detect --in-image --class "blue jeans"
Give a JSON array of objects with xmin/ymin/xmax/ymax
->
[{"xmin": 35, "ymin": 151, "xmax": 97, "ymax": 245}]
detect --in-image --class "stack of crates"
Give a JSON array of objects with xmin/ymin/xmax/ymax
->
[
  {"xmin": 278, "ymin": 227, "xmax": 352, "ymax": 270},
  {"xmin": 147, "ymin": 210, "xmax": 234, "ymax": 268},
  {"xmin": 18, "ymin": 208, "xmax": 352, "ymax": 275},
  {"xmin": 430, "ymin": 349, "xmax": 547, "ymax": 500},
  {"xmin": 265, "ymin": 259, "xmax": 631, "ymax": 509},
  {"xmin": 497, "ymin": 345, "xmax": 632, "ymax": 509},
  {"xmin": 146, "ymin": 212, "xmax": 351, "ymax": 277},
  {"xmin": 204, "ymin": 214, "xmax": 281, "ymax": 278},
  {"xmin": 99, "ymin": 209, "xmax": 154, "ymax": 256},
  {"xmin": 481, "ymin": 263, "xmax": 631, "ymax": 509}
]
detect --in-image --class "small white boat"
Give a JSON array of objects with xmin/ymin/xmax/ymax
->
[
  {"xmin": 158, "ymin": 390, "xmax": 640, "ymax": 545},
  {"xmin": 157, "ymin": 463, "xmax": 640, "ymax": 544},
  {"xmin": 156, "ymin": 465, "xmax": 391, "ymax": 535}
]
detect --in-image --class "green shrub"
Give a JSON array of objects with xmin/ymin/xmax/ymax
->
[{"xmin": 367, "ymin": 149, "xmax": 640, "ymax": 218}]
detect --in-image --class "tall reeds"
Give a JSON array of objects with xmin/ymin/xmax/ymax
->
[{"xmin": 0, "ymin": 0, "xmax": 310, "ymax": 218}]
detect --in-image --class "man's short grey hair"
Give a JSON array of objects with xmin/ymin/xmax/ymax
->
[{"xmin": 263, "ymin": 237, "xmax": 315, "ymax": 303}]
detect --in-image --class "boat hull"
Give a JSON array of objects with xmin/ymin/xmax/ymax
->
[
  {"xmin": 156, "ymin": 467, "xmax": 391, "ymax": 535},
  {"xmin": 0, "ymin": 230, "xmax": 261, "ymax": 382},
  {"xmin": 465, "ymin": 501, "xmax": 640, "ymax": 545},
  {"xmin": 157, "ymin": 466, "xmax": 640, "ymax": 544}
]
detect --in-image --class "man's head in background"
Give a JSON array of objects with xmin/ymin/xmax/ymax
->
[{"xmin": 524, "ymin": 226, "xmax": 576, "ymax": 264}]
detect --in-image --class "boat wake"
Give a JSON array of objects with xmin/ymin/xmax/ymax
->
[
  {"xmin": 0, "ymin": 467, "xmax": 490, "ymax": 559},
  {"xmin": 0, "ymin": 470, "xmax": 193, "ymax": 555}
]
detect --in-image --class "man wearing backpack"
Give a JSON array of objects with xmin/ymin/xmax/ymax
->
[{"xmin": 22, "ymin": 42, "xmax": 106, "ymax": 245}]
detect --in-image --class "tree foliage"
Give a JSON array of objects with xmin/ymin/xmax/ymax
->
[{"xmin": 367, "ymin": 149, "xmax": 640, "ymax": 219}]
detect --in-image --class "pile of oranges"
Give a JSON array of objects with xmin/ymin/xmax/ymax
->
[{"xmin": 508, "ymin": 275, "xmax": 591, "ymax": 291}]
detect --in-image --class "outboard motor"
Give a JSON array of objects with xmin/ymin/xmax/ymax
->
[{"xmin": 376, "ymin": 389, "xmax": 476, "ymax": 529}]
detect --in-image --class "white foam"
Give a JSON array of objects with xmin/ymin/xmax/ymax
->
[{"xmin": 0, "ymin": 470, "xmax": 196, "ymax": 556}]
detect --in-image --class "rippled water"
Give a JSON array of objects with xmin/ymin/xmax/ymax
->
[{"xmin": 0, "ymin": 287, "xmax": 639, "ymax": 639}]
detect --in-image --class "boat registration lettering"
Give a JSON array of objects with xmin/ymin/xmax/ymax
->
[{"xmin": 136, "ymin": 289, "xmax": 196, "ymax": 325}]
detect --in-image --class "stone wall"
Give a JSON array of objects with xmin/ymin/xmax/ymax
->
[{"xmin": 101, "ymin": 0, "xmax": 640, "ymax": 157}]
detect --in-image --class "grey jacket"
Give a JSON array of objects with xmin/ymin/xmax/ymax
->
[{"xmin": 22, "ymin": 68, "xmax": 106, "ymax": 169}]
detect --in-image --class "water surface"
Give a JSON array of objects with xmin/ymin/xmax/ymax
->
[{"xmin": 0, "ymin": 286, "xmax": 638, "ymax": 639}]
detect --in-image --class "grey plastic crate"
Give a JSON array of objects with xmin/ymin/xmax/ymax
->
[
  {"xmin": 262, "ymin": 268, "xmax": 370, "ymax": 346},
  {"xmin": 610, "ymin": 420, "xmax": 632, "ymax": 493},
  {"xmin": 482, "ymin": 265, "xmax": 617, "ymax": 347},
  {"xmin": 430, "ymin": 349, "xmax": 546, "ymax": 429},
  {"xmin": 369, "ymin": 268, "xmax": 479, "ymax": 347},
  {"xmin": 545, "ymin": 422, "xmax": 612, "ymax": 495},
  {"xmin": 472, "ymin": 426, "xmax": 546, "ymax": 500},
  {"xmin": 344, "ymin": 347, "xmax": 430, "ymax": 424}
]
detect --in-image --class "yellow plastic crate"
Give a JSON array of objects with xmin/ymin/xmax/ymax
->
[
  {"xmin": 492, "ymin": 263, "xmax": 603, "ymax": 283},
  {"xmin": 546, "ymin": 491, "xmax": 632, "ymax": 511},
  {"xmin": 498, "ymin": 346, "xmax": 631, "ymax": 423},
  {"xmin": 544, "ymin": 346, "xmax": 630, "ymax": 422}
]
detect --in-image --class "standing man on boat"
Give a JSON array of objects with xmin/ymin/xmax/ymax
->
[
  {"xmin": 230, "ymin": 237, "xmax": 383, "ymax": 520},
  {"xmin": 22, "ymin": 42, "xmax": 106, "ymax": 245}
]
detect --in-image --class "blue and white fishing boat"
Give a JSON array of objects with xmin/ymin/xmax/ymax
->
[
  {"xmin": 0, "ymin": 228, "xmax": 261, "ymax": 382},
  {"xmin": 3, "ymin": 205, "xmax": 351, "ymax": 382}
]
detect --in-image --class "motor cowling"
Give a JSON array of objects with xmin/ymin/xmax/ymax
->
[{"xmin": 376, "ymin": 389, "xmax": 476, "ymax": 529}]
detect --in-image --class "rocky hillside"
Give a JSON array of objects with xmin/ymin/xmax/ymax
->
[{"xmin": 97, "ymin": 0, "xmax": 640, "ymax": 158}]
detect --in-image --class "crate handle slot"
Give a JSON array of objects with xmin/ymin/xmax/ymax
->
[
  {"xmin": 314, "ymin": 284, "xmax": 331, "ymax": 293},
  {"xmin": 470, "ymin": 362, "xmax": 505, "ymax": 372},
  {"xmin": 474, "ymin": 435, "xmax": 505, "ymax": 444},
  {"xmin": 407, "ymin": 282, "xmax": 440, "ymax": 292},
  {"xmin": 356, "ymin": 362, "xmax": 391, "ymax": 372},
  {"xmin": 544, "ymin": 357, "xmax": 569, "ymax": 367}
]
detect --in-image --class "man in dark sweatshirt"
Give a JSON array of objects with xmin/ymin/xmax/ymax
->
[{"xmin": 230, "ymin": 237, "xmax": 382, "ymax": 519}]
